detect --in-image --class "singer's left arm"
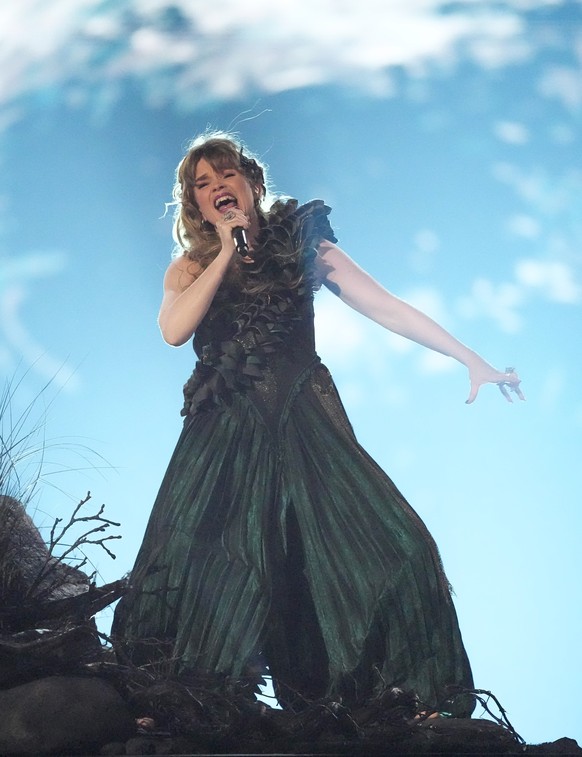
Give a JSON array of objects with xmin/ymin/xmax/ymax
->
[{"xmin": 315, "ymin": 240, "xmax": 515, "ymax": 402}]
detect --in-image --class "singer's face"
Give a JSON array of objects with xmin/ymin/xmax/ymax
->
[{"xmin": 193, "ymin": 158, "xmax": 256, "ymax": 225}]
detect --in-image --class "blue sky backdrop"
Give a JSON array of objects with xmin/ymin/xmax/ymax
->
[{"xmin": 1, "ymin": 0, "xmax": 581, "ymax": 745}]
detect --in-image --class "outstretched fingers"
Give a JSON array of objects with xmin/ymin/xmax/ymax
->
[{"xmin": 465, "ymin": 367, "xmax": 525, "ymax": 404}]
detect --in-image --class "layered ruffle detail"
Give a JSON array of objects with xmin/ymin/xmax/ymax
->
[
  {"xmin": 180, "ymin": 294, "xmax": 306, "ymax": 418},
  {"xmin": 241, "ymin": 198, "xmax": 337, "ymax": 295},
  {"xmin": 181, "ymin": 199, "xmax": 336, "ymax": 419}
]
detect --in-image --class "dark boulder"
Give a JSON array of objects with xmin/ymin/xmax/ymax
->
[
  {"xmin": 0, "ymin": 495, "xmax": 90, "ymax": 608},
  {"xmin": 0, "ymin": 675, "xmax": 134, "ymax": 755}
]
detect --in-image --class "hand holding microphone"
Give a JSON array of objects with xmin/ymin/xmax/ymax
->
[
  {"xmin": 232, "ymin": 226, "xmax": 249, "ymax": 257},
  {"xmin": 222, "ymin": 209, "xmax": 251, "ymax": 258}
]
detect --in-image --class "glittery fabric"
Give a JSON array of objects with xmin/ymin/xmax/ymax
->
[{"xmin": 113, "ymin": 200, "xmax": 474, "ymax": 713}]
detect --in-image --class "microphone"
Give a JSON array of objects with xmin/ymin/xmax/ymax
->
[{"xmin": 233, "ymin": 226, "xmax": 250, "ymax": 257}]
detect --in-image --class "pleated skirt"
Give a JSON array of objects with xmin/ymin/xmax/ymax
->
[{"xmin": 113, "ymin": 362, "xmax": 474, "ymax": 713}]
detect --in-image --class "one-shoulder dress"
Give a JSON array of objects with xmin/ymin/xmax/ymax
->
[{"xmin": 113, "ymin": 199, "xmax": 474, "ymax": 714}]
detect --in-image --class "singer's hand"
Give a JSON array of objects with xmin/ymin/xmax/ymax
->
[
  {"xmin": 215, "ymin": 207, "xmax": 250, "ymax": 252},
  {"xmin": 464, "ymin": 359, "xmax": 524, "ymax": 404}
]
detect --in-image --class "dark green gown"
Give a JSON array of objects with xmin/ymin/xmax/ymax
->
[{"xmin": 113, "ymin": 199, "xmax": 474, "ymax": 713}]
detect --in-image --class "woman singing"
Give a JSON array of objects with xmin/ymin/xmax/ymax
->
[{"xmin": 113, "ymin": 131, "xmax": 523, "ymax": 715}]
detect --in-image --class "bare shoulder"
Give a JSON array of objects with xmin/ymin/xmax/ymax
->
[
  {"xmin": 164, "ymin": 253, "xmax": 203, "ymax": 293},
  {"xmin": 316, "ymin": 239, "xmax": 340, "ymax": 257}
]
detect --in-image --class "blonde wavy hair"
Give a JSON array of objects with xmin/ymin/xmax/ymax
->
[{"xmin": 171, "ymin": 131, "xmax": 273, "ymax": 268}]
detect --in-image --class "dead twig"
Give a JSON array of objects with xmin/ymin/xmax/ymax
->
[{"xmin": 26, "ymin": 492, "xmax": 121, "ymax": 598}]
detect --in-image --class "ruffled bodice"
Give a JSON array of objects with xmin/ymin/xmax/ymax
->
[{"xmin": 181, "ymin": 199, "xmax": 337, "ymax": 420}]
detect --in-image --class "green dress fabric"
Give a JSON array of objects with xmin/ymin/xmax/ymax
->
[{"xmin": 113, "ymin": 199, "xmax": 474, "ymax": 713}]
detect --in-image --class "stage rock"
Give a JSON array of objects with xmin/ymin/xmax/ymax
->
[
  {"xmin": 0, "ymin": 495, "xmax": 90, "ymax": 606},
  {"xmin": 0, "ymin": 675, "xmax": 134, "ymax": 756}
]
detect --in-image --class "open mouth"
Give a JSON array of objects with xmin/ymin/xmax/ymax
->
[{"xmin": 215, "ymin": 194, "xmax": 238, "ymax": 213}]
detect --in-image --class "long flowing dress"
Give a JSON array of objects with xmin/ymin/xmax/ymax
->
[{"xmin": 113, "ymin": 199, "xmax": 474, "ymax": 714}]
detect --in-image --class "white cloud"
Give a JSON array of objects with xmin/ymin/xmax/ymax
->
[
  {"xmin": 0, "ymin": 0, "xmax": 559, "ymax": 115},
  {"xmin": 539, "ymin": 65, "xmax": 582, "ymax": 111},
  {"xmin": 456, "ymin": 277, "xmax": 525, "ymax": 333},
  {"xmin": 492, "ymin": 162, "xmax": 569, "ymax": 213},
  {"xmin": 0, "ymin": 286, "xmax": 80, "ymax": 390},
  {"xmin": 314, "ymin": 288, "xmax": 369, "ymax": 366},
  {"xmin": 0, "ymin": 250, "xmax": 67, "ymax": 280},
  {"xmin": 467, "ymin": 26, "xmax": 531, "ymax": 69},
  {"xmin": 494, "ymin": 120, "xmax": 530, "ymax": 145},
  {"xmin": 507, "ymin": 214, "xmax": 541, "ymax": 239},
  {"xmin": 0, "ymin": 249, "xmax": 77, "ymax": 388},
  {"xmin": 454, "ymin": 257, "xmax": 580, "ymax": 334},
  {"xmin": 515, "ymin": 258, "xmax": 581, "ymax": 303},
  {"xmin": 492, "ymin": 161, "xmax": 582, "ymax": 314}
]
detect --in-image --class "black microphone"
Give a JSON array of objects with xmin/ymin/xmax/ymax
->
[{"xmin": 233, "ymin": 226, "xmax": 250, "ymax": 257}]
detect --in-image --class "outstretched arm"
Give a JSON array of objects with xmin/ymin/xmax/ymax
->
[{"xmin": 315, "ymin": 240, "xmax": 523, "ymax": 404}]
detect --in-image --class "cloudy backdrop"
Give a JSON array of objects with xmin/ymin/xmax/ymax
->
[{"xmin": 1, "ymin": 0, "xmax": 581, "ymax": 745}]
